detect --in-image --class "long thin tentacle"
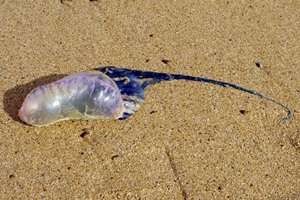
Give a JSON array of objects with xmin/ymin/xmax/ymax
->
[{"xmin": 96, "ymin": 66, "xmax": 292, "ymax": 121}]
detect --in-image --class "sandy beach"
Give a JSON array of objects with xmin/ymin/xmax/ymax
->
[{"xmin": 1, "ymin": 0, "xmax": 299, "ymax": 199}]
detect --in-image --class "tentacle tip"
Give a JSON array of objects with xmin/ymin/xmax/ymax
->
[{"xmin": 281, "ymin": 110, "xmax": 292, "ymax": 121}]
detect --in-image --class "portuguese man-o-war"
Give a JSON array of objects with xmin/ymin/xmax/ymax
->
[{"xmin": 18, "ymin": 66, "xmax": 292, "ymax": 126}]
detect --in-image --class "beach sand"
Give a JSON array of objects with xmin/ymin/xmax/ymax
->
[{"xmin": 1, "ymin": 0, "xmax": 299, "ymax": 199}]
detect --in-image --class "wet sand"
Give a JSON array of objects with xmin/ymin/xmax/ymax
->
[{"xmin": 1, "ymin": 0, "xmax": 299, "ymax": 199}]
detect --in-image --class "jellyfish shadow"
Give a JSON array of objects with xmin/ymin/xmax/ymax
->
[{"xmin": 3, "ymin": 74, "xmax": 67, "ymax": 124}]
